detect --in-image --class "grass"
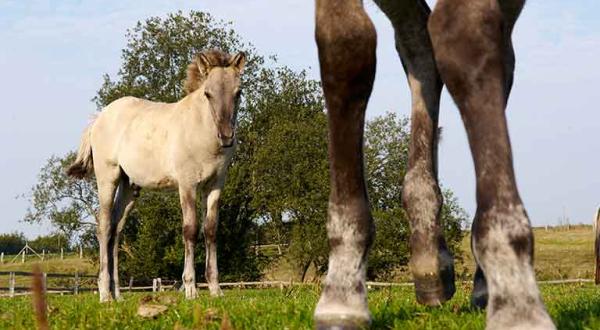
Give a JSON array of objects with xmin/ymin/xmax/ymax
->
[
  {"xmin": 0, "ymin": 255, "xmax": 96, "ymax": 289},
  {"xmin": 457, "ymin": 225, "xmax": 595, "ymax": 281},
  {"xmin": 0, "ymin": 225, "xmax": 596, "ymax": 328},
  {"xmin": 1, "ymin": 283, "xmax": 600, "ymax": 329}
]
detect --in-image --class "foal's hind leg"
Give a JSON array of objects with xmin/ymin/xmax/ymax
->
[
  {"xmin": 429, "ymin": 0, "xmax": 554, "ymax": 329},
  {"xmin": 108, "ymin": 173, "xmax": 135, "ymax": 300},
  {"xmin": 314, "ymin": 0, "xmax": 376, "ymax": 327},
  {"xmin": 375, "ymin": 0, "xmax": 455, "ymax": 306},
  {"xmin": 94, "ymin": 164, "xmax": 120, "ymax": 302}
]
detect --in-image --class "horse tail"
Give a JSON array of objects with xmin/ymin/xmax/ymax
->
[{"xmin": 66, "ymin": 123, "xmax": 94, "ymax": 179}]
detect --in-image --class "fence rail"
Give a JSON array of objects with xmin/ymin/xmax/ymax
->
[{"xmin": 0, "ymin": 269, "xmax": 595, "ymax": 298}]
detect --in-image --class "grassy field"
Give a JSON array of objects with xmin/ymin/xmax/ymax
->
[
  {"xmin": 1, "ymin": 284, "xmax": 600, "ymax": 329},
  {"xmin": 457, "ymin": 225, "xmax": 595, "ymax": 281},
  {"xmin": 0, "ymin": 226, "xmax": 597, "ymax": 328}
]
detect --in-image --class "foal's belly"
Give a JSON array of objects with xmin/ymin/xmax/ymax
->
[{"xmin": 119, "ymin": 153, "xmax": 178, "ymax": 190}]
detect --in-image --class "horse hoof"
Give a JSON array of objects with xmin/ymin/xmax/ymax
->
[
  {"xmin": 471, "ymin": 290, "xmax": 488, "ymax": 309},
  {"xmin": 314, "ymin": 315, "xmax": 370, "ymax": 330},
  {"xmin": 414, "ymin": 271, "xmax": 455, "ymax": 306}
]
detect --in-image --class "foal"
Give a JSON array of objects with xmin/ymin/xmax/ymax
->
[
  {"xmin": 67, "ymin": 50, "xmax": 246, "ymax": 302},
  {"xmin": 314, "ymin": 0, "xmax": 555, "ymax": 329}
]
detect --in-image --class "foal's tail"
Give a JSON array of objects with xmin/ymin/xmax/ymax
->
[{"xmin": 66, "ymin": 124, "xmax": 94, "ymax": 179}]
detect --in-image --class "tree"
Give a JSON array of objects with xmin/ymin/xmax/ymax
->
[
  {"xmin": 245, "ymin": 67, "xmax": 329, "ymax": 280},
  {"xmin": 28, "ymin": 232, "xmax": 71, "ymax": 253},
  {"xmin": 23, "ymin": 153, "xmax": 98, "ymax": 246},
  {"xmin": 0, "ymin": 232, "xmax": 26, "ymax": 254}
]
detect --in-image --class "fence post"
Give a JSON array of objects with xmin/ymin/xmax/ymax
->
[
  {"xmin": 60, "ymin": 248, "xmax": 64, "ymax": 260},
  {"xmin": 22, "ymin": 249, "xmax": 25, "ymax": 263},
  {"xmin": 74, "ymin": 273, "xmax": 79, "ymax": 295},
  {"xmin": 42, "ymin": 249, "xmax": 45, "ymax": 261},
  {"xmin": 1, "ymin": 252, "xmax": 3, "ymax": 264},
  {"xmin": 158, "ymin": 278, "xmax": 163, "ymax": 292},
  {"xmin": 152, "ymin": 279, "xmax": 157, "ymax": 292},
  {"xmin": 79, "ymin": 246, "xmax": 83, "ymax": 259},
  {"xmin": 9, "ymin": 272, "xmax": 15, "ymax": 297},
  {"xmin": 129, "ymin": 277, "xmax": 134, "ymax": 292},
  {"xmin": 595, "ymin": 207, "xmax": 600, "ymax": 284},
  {"xmin": 43, "ymin": 273, "xmax": 47, "ymax": 294}
]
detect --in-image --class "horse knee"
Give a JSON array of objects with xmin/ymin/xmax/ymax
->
[
  {"xmin": 203, "ymin": 220, "xmax": 217, "ymax": 242},
  {"xmin": 183, "ymin": 223, "xmax": 198, "ymax": 243}
]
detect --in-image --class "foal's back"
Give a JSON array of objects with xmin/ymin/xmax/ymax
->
[{"xmin": 91, "ymin": 96, "xmax": 183, "ymax": 189}]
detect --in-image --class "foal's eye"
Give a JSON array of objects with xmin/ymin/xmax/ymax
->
[{"xmin": 204, "ymin": 91, "xmax": 212, "ymax": 99}]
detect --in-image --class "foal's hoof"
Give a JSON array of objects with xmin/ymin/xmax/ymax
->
[
  {"xmin": 314, "ymin": 315, "xmax": 370, "ymax": 330},
  {"xmin": 414, "ymin": 266, "xmax": 455, "ymax": 306}
]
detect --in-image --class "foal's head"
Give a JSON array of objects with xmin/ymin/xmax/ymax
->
[{"xmin": 185, "ymin": 50, "xmax": 246, "ymax": 148}]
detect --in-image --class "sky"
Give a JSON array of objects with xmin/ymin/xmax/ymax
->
[{"xmin": 0, "ymin": 0, "xmax": 598, "ymax": 238}]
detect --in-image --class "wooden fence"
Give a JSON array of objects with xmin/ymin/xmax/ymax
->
[{"xmin": 0, "ymin": 270, "xmax": 594, "ymax": 298}]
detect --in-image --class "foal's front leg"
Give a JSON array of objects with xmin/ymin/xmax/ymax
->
[
  {"xmin": 179, "ymin": 184, "xmax": 199, "ymax": 299},
  {"xmin": 202, "ymin": 186, "xmax": 223, "ymax": 297}
]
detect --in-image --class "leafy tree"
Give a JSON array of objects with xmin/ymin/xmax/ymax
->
[
  {"xmin": 245, "ymin": 67, "xmax": 329, "ymax": 280},
  {"xmin": 0, "ymin": 232, "xmax": 26, "ymax": 254},
  {"xmin": 22, "ymin": 153, "xmax": 98, "ymax": 246},
  {"xmin": 28, "ymin": 232, "xmax": 71, "ymax": 253}
]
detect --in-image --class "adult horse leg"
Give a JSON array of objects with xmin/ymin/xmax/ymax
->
[
  {"xmin": 314, "ymin": 0, "xmax": 376, "ymax": 327},
  {"xmin": 179, "ymin": 184, "xmax": 199, "ymax": 299},
  {"xmin": 429, "ymin": 1, "xmax": 554, "ymax": 328},
  {"xmin": 374, "ymin": 0, "xmax": 454, "ymax": 306},
  {"xmin": 467, "ymin": 0, "xmax": 524, "ymax": 310},
  {"xmin": 108, "ymin": 173, "xmax": 135, "ymax": 300},
  {"xmin": 202, "ymin": 184, "xmax": 223, "ymax": 297},
  {"xmin": 94, "ymin": 164, "xmax": 120, "ymax": 302}
]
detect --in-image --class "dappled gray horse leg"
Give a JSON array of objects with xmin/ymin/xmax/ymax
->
[
  {"xmin": 375, "ymin": 0, "xmax": 455, "ymax": 306},
  {"xmin": 314, "ymin": 0, "xmax": 376, "ymax": 328},
  {"xmin": 108, "ymin": 174, "xmax": 135, "ymax": 300},
  {"xmin": 179, "ymin": 185, "xmax": 199, "ymax": 299},
  {"xmin": 202, "ymin": 186, "xmax": 223, "ymax": 297},
  {"xmin": 429, "ymin": 0, "xmax": 554, "ymax": 329}
]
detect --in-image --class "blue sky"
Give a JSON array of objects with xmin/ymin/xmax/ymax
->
[{"xmin": 0, "ymin": 0, "xmax": 598, "ymax": 238}]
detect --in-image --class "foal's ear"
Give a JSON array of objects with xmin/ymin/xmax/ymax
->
[
  {"xmin": 230, "ymin": 52, "xmax": 246, "ymax": 73},
  {"xmin": 196, "ymin": 53, "xmax": 212, "ymax": 75}
]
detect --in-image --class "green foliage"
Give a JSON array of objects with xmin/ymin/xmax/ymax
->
[
  {"xmin": 0, "ymin": 232, "xmax": 26, "ymax": 254},
  {"xmin": 245, "ymin": 67, "xmax": 329, "ymax": 279},
  {"xmin": 22, "ymin": 153, "xmax": 98, "ymax": 246},
  {"xmin": 28, "ymin": 233, "xmax": 71, "ymax": 253}
]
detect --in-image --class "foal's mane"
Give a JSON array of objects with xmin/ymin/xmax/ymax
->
[{"xmin": 184, "ymin": 50, "xmax": 233, "ymax": 95}]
